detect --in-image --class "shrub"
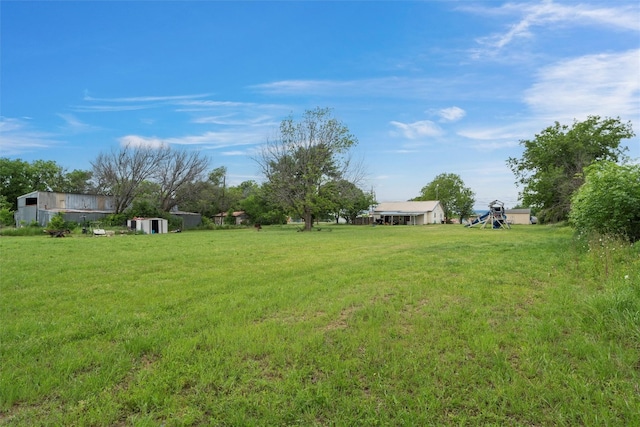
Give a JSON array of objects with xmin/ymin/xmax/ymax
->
[
  {"xmin": 0, "ymin": 208, "xmax": 14, "ymax": 227},
  {"xmin": 48, "ymin": 212, "xmax": 66, "ymax": 230},
  {"xmin": 570, "ymin": 161, "xmax": 640, "ymax": 242}
]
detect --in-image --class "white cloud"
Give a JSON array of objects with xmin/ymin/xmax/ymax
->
[
  {"xmin": 389, "ymin": 120, "xmax": 443, "ymax": 139},
  {"xmin": 251, "ymin": 77, "xmax": 443, "ymax": 100},
  {"xmin": 57, "ymin": 113, "xmax": 95, "ymax": 133},
  {"xmin": 524, "ymin": 49, "xmax": 640, "ymax": 121},
  {"xmin": 438, "ymin": 106, "xmax": 466, "ymax": 122},
  {"xmin": 167, "ymin": 131, "xmax": 263, "ymax": 147},
  {"xmin": 457, "ymin": 125, "xmax": 529, "ymax": 141},
  {"xmin": 84, "ymin": 93, "xmax": 210, "ymax": 103},
  {"xmin": 192, "ymin": 114, "xmax": 275, "ymax": 126},
  {"xmin": 118, "ymin": 130, "xmax": 266, "ymax": 150},
  {"xmin": 467, "ymin": 1, "xmax": 640, "ymax": 57},
  {"xmin": 220, "ymin": 150, "xmax": 248, "ymax": 156},
  {"xmin": 74, "ymin": 93, "xmax": 212, "ymax": 113},
  {"xmin": 71, "ymin": 104, "xmax": 151, "ymax": 113}
]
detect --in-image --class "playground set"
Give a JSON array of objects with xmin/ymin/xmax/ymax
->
[{"xmin": 466, "ymin": 200, "xmax": 511, "ymax": 229}]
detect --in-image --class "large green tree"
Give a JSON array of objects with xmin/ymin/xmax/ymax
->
[
  {"xmin": 321, "ymin": 179, "xmax": 375, "ymax": 224},
  {"xmin": 507, "ymin": 116, "xmax": 634, "ymax": 223},
  {"xmin": 569, "ymin": 161, "xmax": 640, "ymax": 242},
  {"xmin": 256, "ymin": 107, "xmax": 358, "ymax": 231},
  {"xmin": 0, "ymin": 158, "xmax": 92, "ymax": 210},
  {"xmin": 413, "ymin": 173, "xmax": 475, "ymax": 223}
]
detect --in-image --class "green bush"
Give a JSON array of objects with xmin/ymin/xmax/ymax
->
[
  {"xmin": 570, "ymin": 161, "xmax": 640, "ymax": 242},
  {"xmin": 0, "ymin": 208, "xmax": 14, "ymax": 227},
  {"xmin": 48, "ymin": 212, "xmax": 66, "ymax": 230}
]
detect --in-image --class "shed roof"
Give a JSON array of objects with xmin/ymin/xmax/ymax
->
[{"xmin": 505, "ymin": 209, "xmax": 531, "ymax": 214}]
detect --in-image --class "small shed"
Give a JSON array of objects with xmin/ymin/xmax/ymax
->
[
  {"xmin": 505, "ymin": 209, "xmax": 533, "ymax": 225},
  {"xmin": 127, "ymin": 217, "xmax": 168, "ymax": 234}
]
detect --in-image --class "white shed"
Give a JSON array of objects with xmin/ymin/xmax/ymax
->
[{"xmin": 127, "ymin": 217, "xmax": 168, "ymax": 234}]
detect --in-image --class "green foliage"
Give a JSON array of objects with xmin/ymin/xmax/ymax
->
[
  {"xmin": 127, "ymin": 198, "xmax": 162, "ymax": 219},
  {"xmin": 257, "ymin": 107, "xmax": 358, "ymax": 231},
  {"xmin": 223, "ymin": 208, "xmax": 236, "ymax": 225},
  {"xmin": 569, "ymin": 161, "xmax": 640, "ymax": 242},
  {"xmin": 48, "ymin": 212, "xmax": 66, "ymax": 230},
  {"xmin": 0, "ymin": 158, "xmax": 94, "ymax": 211},
  {"xmin": 508, "ymin": 116, "xmax": 634, "ymax": 223},
  {"xmin": 102, "ymin": 212, "xmax": 128, "ymax": 227},
  {"xmin": 0, "ymin": 208, "xmax": 14, "ymax": 227},
  {"xmin": 0, "ymin": 225, "xmax": 44, "ymax": 236},
  {"xmin": 414, "ymin": 173, "xmax": 475, "ymax": 222},
  {"xmin": 321, "ymin": 179, "xmax": 375, "ymax": 224},
  {"xmin": 59, "ymin": 169, "xmax": 95, "ymax": 194}
]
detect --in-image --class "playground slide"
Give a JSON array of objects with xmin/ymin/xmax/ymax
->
[{"xmin": 467, "ymin": 212, "xmax": 489, "ymax": 227}]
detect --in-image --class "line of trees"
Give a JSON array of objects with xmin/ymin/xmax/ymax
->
[
  {"xmin": 1, "ymin": 108, "xmax": 374, "ymax": 229},
  {"xmin": 2, "ymin": 112, "xmax": 636, "ymax": 238}
]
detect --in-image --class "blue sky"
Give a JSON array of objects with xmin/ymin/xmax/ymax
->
[{"xmin": 1, "ymin": 0, "xmax": 638, "ymax": 209}]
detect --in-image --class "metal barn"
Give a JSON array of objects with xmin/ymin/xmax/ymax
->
[{"xmin": 15, "ymin": 191, "xmax": 115, "ymax": 227}]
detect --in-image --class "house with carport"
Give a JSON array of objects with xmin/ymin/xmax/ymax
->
[{"xmin": 372, "ymin": 201, "xmax": 444, "ymax": 225}]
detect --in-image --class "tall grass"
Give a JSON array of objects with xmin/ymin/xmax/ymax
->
[{"xmin": 1, "ymin": 225, "xmax": 638, "ymax": 425}]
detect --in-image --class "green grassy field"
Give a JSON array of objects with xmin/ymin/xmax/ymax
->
[{"xmin": 1, "ymin": 225, "xmax": 638, "ymax": 426}]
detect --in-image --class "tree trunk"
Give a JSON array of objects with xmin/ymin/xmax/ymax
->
[{"xmin": 303, "ymin": 208, "xmax": 313, "ymax": 231}]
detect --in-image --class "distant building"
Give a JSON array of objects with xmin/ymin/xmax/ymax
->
[
  {"xmin": 213, "ymin": 211, "xmax": 249, "ymax": 225},
  {"xmin": 505, "ymin": 208, "xmax": 534, "ymax": 225},
  {"xmin": 372, "ymin": 201, "xmax": 445, "ymax": 225},
  {"xmin": 170, "ymin": 209, "xmax": 202, "ymax": 229},
  {"xmin": 15, "ymin": 191, "xmax": 115, "ymax": 227}
]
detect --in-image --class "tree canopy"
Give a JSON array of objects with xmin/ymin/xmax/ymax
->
[
  {"xmin": 91, "ymin": 144, "xmax": 209, "ymax": 214},
  {"xmin": 0, "ymin": 158, "xmax": 93, "ymax": 210},
  {"xmin": 413, "ymin": 173, "xmax": 475, "ymax": 223},
  {"xmin": 256, "ymin": 107, "xmax": 358, "ymax": 231},
  {"xmin": 507, "ymin": 116, "xmax": 634, "ymax": 223}
]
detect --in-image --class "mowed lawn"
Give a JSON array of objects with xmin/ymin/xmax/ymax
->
[{"xmin": 1, "ymin": 225, "xmax": 638, "ymax": 426}]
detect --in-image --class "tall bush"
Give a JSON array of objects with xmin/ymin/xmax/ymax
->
[{"xmin": 570, "ymin": 161, "xmax": 640, "ymax": 242}]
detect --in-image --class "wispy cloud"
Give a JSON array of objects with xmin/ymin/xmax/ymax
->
[
  {"xmin": 83, "ymin": 93, "xmax": 210, "ymax": 103},
  {"xmin": 251, "ymin": 77, "xmax": 445, "ymax": 100},
  {"xmin": 0, "ymin": 117, "xmax": 62, "ymax": 155},
  {"xmin": 174, "ymin": 100, "xmax": 255, "ymax": 112},
  {"xmin": 73, "ymin": 93, "xmax": 211, "ymax": 113},
  {"xmin": 466, "ymin": 1, "xmax": 640, "ymax": 57},
  {"xmin": 457, "ymin": 125, "xmax": 529, "ymax": 142},
  {"xmin": 438, "ymin": 106, "xmax": 466, "ymax": 122},
  {"xmin": 192, "ymin": 114, "xmax": 276, "ymax": 126},
  {"xmin": 70, "ymin": 104, "xmax": 153, "ymax": 113},
  {"xmin": 57, "ymin": 113, "xmax": 97, "ymax": 133},
  {"xmin": 524, "ymin": 49, "xmax": 640, "ymax": 121},
  {"xmin": 389, "ymin": 120, "xmax": 443, "ymax": 139},
  {"xmin": 118, "ymin": 130, "xmax": 265, "ymax": 150}
]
